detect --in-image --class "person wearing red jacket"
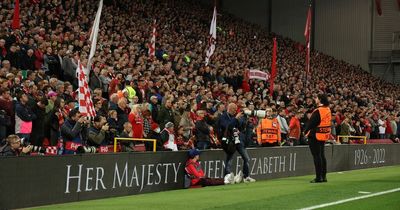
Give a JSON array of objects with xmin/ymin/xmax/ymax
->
[
  {"xmin": 288, "ymin": 111, "xmax": 302, "ymax": 146},
  {"xmin": 128, "ymin": 104, "xmax": 144, "ymax": 139},
  {"xmin": 184, "ymin": 149, "xmax": 225, "ymax": 188}
]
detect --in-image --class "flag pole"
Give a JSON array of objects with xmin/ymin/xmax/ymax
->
[{"xmin": 304, "ymin": 1, "xmax": 312, "ymax": 91}]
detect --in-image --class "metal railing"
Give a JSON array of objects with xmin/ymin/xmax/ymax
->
[
  {"xmin": 336, "ymin": 135, "xmax": 367, "ymax": 144},
  {"xmin": 113, "ymin": 138, "xmax": 157, "ymax": 152}
]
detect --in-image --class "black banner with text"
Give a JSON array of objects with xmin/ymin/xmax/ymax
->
[{"xmin": 0, "ymin": 144, "xmax": 399, "ymax": 209}]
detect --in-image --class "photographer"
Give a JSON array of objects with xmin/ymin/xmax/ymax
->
[
  {"xmin": 87, "ymin": 116, "xmax": 110, "ymax": 148},
  {"xmin": 0, "ymin": 135, "xmax": 32, "ymax": 156},
  {"xmin": 217, "ymin": 103, "xmax": 256, "ymax": 184},
  {"xmin": 61, "ymin": 109, "xmax": 89, "ymax": 154}
]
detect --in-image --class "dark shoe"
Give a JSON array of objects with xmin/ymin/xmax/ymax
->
[
  {"xmin": 322, "ymin": 178, "xmax": 327, "ymax": 182},
  {"xmin": 310, "ymin": 179, "xmax": 323, "ymax": 183}
]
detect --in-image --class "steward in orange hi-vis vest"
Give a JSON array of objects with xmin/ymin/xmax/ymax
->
[
  {"xmin": 315, "ymin": 107, "xmax": 331, "ymax": 141},
  {"xmin": 304, "ymin": 94, "xmax": 331, "ymax": 183},
  {"xmin": 257, "ymin": 108, "xmax": 281, "ymax": 145}
]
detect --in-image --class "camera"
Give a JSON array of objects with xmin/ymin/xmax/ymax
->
[
  {"xmin": 76, "ymin": 146, "xmax": 97, "ymax": 154},
  {"xmin": 221, "ymin": 137, "xmax": 228, "ymax": 143},
  {"xmin": 20, "ymin": 138, "xmax": 46, "ymax": 154},
  {"xmin": 30, "ymin": 145, "xmax": 46, "ymax": 154},
  {"xmin": 232, "ymin": 128, "xmax": 240, "ymax": 144},
  {"xmin": 243, "ymin": 109, "xmax": 267, "ymax": 118}
]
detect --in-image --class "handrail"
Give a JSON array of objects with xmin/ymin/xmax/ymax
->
[{"xmin": 114, "ymin": 138, "xmax": 157, "ymax": 152}]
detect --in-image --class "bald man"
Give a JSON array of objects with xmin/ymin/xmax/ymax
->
[{"xmin": 216, "ymin": 103, "xmax": 256, "ymax": 184}]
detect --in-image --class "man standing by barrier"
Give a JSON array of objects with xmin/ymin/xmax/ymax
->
[
  {"xmin": 304, "ymin": 94, "xmax": 331, "ymax": 183},
  {"xmin": 217, "ymin": 103, "xmax": 256, "ymax": 184},
  {"xmin": 257, "ymin": 108, "xmax": 281, "ymax": 146}
]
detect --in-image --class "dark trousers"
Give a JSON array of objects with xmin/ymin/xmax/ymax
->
[
  {"xmin": 224, "ymin": 142, "xmax": 250, "ymax": 178},
  {"xmin": 309, "ymin": 138, "xmax": 327, "ymax": 180},
  {"xmin": 199, "ymin": 178, "xmax": 225, "ymax": 187},
  {"xmin": 196, "ymin": 141, "xmax": 210, "ymax": 150}
]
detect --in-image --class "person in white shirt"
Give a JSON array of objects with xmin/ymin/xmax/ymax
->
[
  {"xmin": 277, "ymin": 108, "xmax": 289, "ymax": 143},
  {"xmin": 160, "ymin": 122, "xmax": 178, "ymax": 151},
  {"xmin": 378, "ymin": 117, "xmax": 386, "ymax": 139}
]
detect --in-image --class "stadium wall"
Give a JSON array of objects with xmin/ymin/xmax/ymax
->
[
  {"xmin": 219, "ymin": 0, "xmax": 400, "ymax": 81},
  {"xmin": 0, "ymin": 144, "xmax": 400, "ymax": 209},
  {"xmin": 220, "ymin": 0, "xmax": 270, "ymax": 30},
  {"xmin": 314, "ymin": 0, "xmax": 372, "ymax": 71},
  {"xmin": 372, "ymin": 0, "xmax": 400, "ymax": 50}
]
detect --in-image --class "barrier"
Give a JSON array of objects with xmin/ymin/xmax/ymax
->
[
  {"xmin": 0, "ymin": 144, "xmax": 399, "ymax": 209},
  {"xmin": 113, "ymin": 138, "xmax": 157, "ymax": 152},
  {"xmin": 337, "ymin": 135, "xmax": 367, "ymax": 144}
]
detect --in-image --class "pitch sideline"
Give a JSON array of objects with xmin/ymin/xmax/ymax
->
[{"xmin": 299, "ymin": 187, "xmax": 400, "ymax": 210}]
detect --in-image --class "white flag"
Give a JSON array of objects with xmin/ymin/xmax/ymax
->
[
  {"xmin": 87, "ymin": 0, "xmax": 103, "ymax": 75},
  {"xmin": 205, "ymin": 7, "xmax": 217, "ymax": 66}
]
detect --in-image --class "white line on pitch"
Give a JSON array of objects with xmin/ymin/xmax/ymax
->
[
  {"xmin": 358, "ymin": 191, "xmax": 371, "ymax": 194},
  {"xmin": 299, "ymin": 188, "xmax": 400, "ymax": 210}
]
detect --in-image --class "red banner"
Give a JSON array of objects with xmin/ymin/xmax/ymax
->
[
  {"xmin": 11, "ymin": 0, "xmax": 20, "ymax": 29},
  {"xmin": 375, "ymin": 0, "xmax": 382, "ymax": 16},
  {"xmin": 398, "ymin": 0, "xmax": 400, "ymax": 11}
]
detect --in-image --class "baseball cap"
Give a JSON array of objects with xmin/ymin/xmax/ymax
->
[{"xmin": 188, "ymin": 149, "xmax": 201, "ymax": 158}]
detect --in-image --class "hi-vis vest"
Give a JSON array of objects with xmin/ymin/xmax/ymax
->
[
  {"xmin": 124, "ymin": 86, "xmax": 136, "ymax": 100},
  {"xmin": 257, "ymin": 118, "xmax": 281, "ymax": 144},
  {"xmin": 315, "ymin": 106, "xmax": 332, "ymax": 141}
]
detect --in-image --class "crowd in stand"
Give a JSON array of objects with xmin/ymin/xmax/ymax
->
[{"xmin": 0, "ymin": 0, "xmax": 399, "ymax": 156}]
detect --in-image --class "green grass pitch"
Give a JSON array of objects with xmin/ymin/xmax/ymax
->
[{"xmin": 34, "ymin": 166, "xmax": 400, "ymax": 210}]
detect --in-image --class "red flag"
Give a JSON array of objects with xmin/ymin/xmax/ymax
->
[
  {"xmin": 11, "ymin": 0, "xmax": 20, "ymax": 29},
  {"xmin": 375, "ymin": 0, "xmax": 382, "ymax": 16},
  {"xmin": 397, "ymin": 0, "xmax": 400, "ymax": 11},
  {"xmin": 269, "ymin": 38, "xmax": 277, "ymax": 97},
  {"xmin": 304, "ymin": 6, "xmax": 312, "ymax": 73}
]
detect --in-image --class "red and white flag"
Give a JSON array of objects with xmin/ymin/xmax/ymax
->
[
  {"xmin": 304, "ymin": 5, "xmax": 312, "ymax": 73},
  {"xmin": 87, "ymin": 0, "xmax": 103, "ymax": 75},
  {"xmin": 248, "ymin": 69, "xmax": 270, "ymax": 81},
  {"xmin": 269, "ymin": 38, "xmax": 277, "ymax": 96},
  {"xmin": 77, "ymin": 61, "xmax": 96, "ymax": 118},
  {"xmin": 205, "ymin": 7, "xmax": 217, "ymax": 66},
  {"xmin": 148, "ymin": 19, "xmax": 156, "ymax": 60},
  {"xmin": 11, "ymin": 0, "xmax": 20, "ymax": 30}
]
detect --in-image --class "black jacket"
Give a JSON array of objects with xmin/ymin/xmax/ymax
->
[
  {"xmin": 157, "ymin": 105, "xmax": 174, "ymax": 129},
  {"xmin": 194, "ymin": 119, "xmax": 210, "ymax": 142},
  {"xmin": 116, "ymin": 107, "xmax": 129, "ymax": 132},
  {"xmin": 30, "ymin": 104, "xmax": 47, "ymax": 146},
  {"xmin": 304, "ymin": 108, "xmax": 322, "ymax": 140}
]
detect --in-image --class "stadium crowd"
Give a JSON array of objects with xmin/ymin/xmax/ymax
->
[{"xmin": 0, "ymin": 0, "xmax": 399, "ymax": 156}]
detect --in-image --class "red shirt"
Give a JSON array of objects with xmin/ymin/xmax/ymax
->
[
  {"xmin": 385, "ymin": 119, "xmax": 393, "ymax": 134},
  {"xmin": 289, "ymin": 116, "xmax": 301, "ymax": 139},
  {"xmin": 34, "ymin": 49, "xmax": 44, "ymax": 70},
  {"xmin": 108, "ymin": 79, "xmax": 120, "ymax": 96},
  {"xmin": 128, "ymin": 113, "xmax": 144, "ymax": 138},
  {"xmin": 185, "ymin": 159, "xmax": 204, "ymax": 186}
]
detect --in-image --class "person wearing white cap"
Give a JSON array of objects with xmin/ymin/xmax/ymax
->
[{"xmin": 160, "ymin": 122, "xmax": 178, "ymax": 151}]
